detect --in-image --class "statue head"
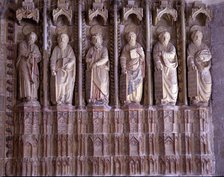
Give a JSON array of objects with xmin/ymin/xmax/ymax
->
[
  {"xmin": 92, "ymin": 33, "xmax": 103, "ymax": 48},
  {"xmin": 158, "ymin": 31, "xmax": 170, "ymax": 46},
  {"xmin": 27, "ymin": 32, "xmax": 37, "ymax": 45},
  {"xmin": 191, "ymin": 30, "xmax": 203, "ymax": 46},
  {"xmin": 126, "ymin": 32, "xmax": 137, "ymax": 47},
  {"xmin": 57, "ymin": 33, "xmax": 69, "ymax": 50}
]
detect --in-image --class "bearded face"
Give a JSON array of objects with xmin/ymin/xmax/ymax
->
[
  {"xmin": 159, "ymin": 32, "xmax": 170, "ymax": 46},
  {"xmin": 92, "ymin": 35, "xmax": 103, "ymax": 48},
  {"xmin": 58, "ymin": 34, "xmax": 69, "ymax": 50},
  {"xmin": 128, "ymin": 32, "xmax": 137, "ymax": 47}
]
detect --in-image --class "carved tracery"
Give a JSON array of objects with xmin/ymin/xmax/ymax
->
[{"xmin": 5, "ymin": 0, "xmax": 215, "ymax": 176}]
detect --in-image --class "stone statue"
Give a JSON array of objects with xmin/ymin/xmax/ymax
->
[
  {"xmin": 16, "ymin": 32, "xmax": 41, "ymax": 102},
  {"xmin": 50, "ymin": 33, "xmax": 76, "ymax": 105},
  {"xmin": 153, "ymin": 30, "xmax": 178, "ymax": 105},
  {"xmin": 187, "ymin": 27, "xmax": 212, "ymax": 106},
  {"xmin": 120, "ymin": 32, "xmax": 145, "ymax": 104},
  {"xmin": 86, "ymin": 33, "xmax": 109, "ymax": 105}
]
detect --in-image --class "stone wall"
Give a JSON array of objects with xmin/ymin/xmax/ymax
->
[
  {"xmin": 0, "ymin": 1, "xmax": 221, "ymax": 176},
  {"xmin": 211, "ymin": 2, "xmax": 224, "ymax": 175}
]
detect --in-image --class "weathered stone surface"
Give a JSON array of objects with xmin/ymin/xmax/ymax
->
[
  {"xmin": 211, "ymin": 2, "xmax": 224, "ymax": 175},
  {"xmin": 0, "ymin": 0, "xmax": 221, "ymax": 176}
]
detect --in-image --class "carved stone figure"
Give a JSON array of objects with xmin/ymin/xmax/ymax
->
[
  {"xmin": 120, "ymin": 32, "xmax": 145, "ymax": 104},
  {"xmin": 187, "ymin": 28, "xmax": 212, "ymax": 106},
  {"xmin": 86, "ymin": 33, "xmax": 109, "ymax": 105},
  {"xmin": 16, "ymin": 32, "xmax": 41, "ymax": 102},
  {"xmin": 50, "ymin": 33, "xmax": 76, "ymax": 105},
  {"xmin": 153, "ymin": 30, "xmax": 178, "ymax": 105}
]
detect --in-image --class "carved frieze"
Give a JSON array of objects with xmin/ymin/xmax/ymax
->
[{"xmin": 122, "ymin": 2, "xmax": 143, "ymax": 22}]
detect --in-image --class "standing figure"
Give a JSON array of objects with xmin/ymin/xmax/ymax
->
[
  {"xmin": 120, "ymin": 32, "xmax": 145, "ymax": 104},
  {"xmin": 86, "ymin": 33, "xmax": 109, "ymax": 105},
  {"xmin": 187, "ymin": 28, "xmax": 212, "ymax": 106},
  {"xmin": 50, "ymin": 33, "xmax": 76, "ymax": 105},
  {"xmin": 153, "ymin": 30, "xmax": 178, "ymax": 105},
  {"xmin": 16, "ymin": 32, "xmax": 41, "ymax": 102}
]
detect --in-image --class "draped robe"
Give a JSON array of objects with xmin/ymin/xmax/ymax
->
[
  {"xmin": 86, "ymin": 46, "xmax": 109, "ymax": 103},
  {"xmin": 153, "ymin": 42, "xmax": 178, "ymax": 105},
  {"xmin": 16, "ymin": 41, "xmax": 41, "ymax": 101},
  {"xmin": 50, "ymin": 45, "xmax": 76, "ymax": 104},
  {"xmin": 187, "ymin": 42, "xmax": 212, "ymax": 104}
]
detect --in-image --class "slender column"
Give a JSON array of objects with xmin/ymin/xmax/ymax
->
[
  {"xmin": 145, "ymin": 0, "xmax": 153, "ymax": 105},
  {"xmin": 43, "ymin": 0, "xmax": 48, "ymax": 107},
  {"xmin": 180, "ymin": 0, "xmax": 188, "ymax": 105},
  {"xmin": 78, "ymin": 0, "xmax": 83, "ymax": 108},
  {"xmin": 114, "ymin": 0, "xmax": 119, "ymax": 108}
]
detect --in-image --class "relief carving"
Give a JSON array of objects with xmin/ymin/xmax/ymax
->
[
  {"xmin": 16, "ymin": 0, "xmax": 39, "ymax": 24},
  {"xmin": 153, "ymin": 0, "xmax": 177, "ymax": 25},
  {"xmin": 50, "ymin": 33, "xmax": 76, "ymax": 105},
  {"xmin": 123, "ymin": 1, "xmax": 143, "ymax": 22},
  {"xmin": 189, "ymin": 1, "xmax": 212, "ymax": 25},
  {"xmin": 187, "ymin": 26, "xmax": 212, "ymax": 106}
]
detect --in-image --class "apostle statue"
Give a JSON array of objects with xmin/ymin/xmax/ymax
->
[
  {"xmin": 153, "ymin": 29, "xmax": 178, "ymax": 105},
  {"xmin": 50, "ymin": 33, "xmax": 76, "ymax": 105},
  {"xmin": 120, "ymin": 32, "xmax": 145, "ymax": 104},
  {"xmin": 187, "ymin": 26, "xmax": 212, "ymax": 106},
  {"xmin": 16, "ymin": 32, "xmax": 41, "ymax": 103},
  {"xmin": 86, "ymin": 33, "xmax": 109, "ymax": 105}
]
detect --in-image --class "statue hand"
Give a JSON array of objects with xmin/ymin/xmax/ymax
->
[
  {"xmin": 191, "ymin": 62, "xmax": 197, "ymax": 70},
  {"xmin": 122, "ymin": 68, "xmax": 127, "ymax": 74},
  {"xmin": 156, "ymin": 62, "xmax": 163, "ymax": 70},
  {"xmin": 52, "ymin": 70, "xmax": 56, "ymax": 76}
]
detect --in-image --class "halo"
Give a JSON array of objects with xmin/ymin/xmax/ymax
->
[
  {"xmin": 90, "ymin": 25, "xmax": 104, "ymax": 37},
  {"xmin": 22, "ymin": 25, "xmax": 36, "ymax": 36},
  {"xmin": 190, "ymin": 25, "xmax": 202, "ymax": 33},
  {"xmin": 156, "ymin": 26, "xmax": 169, "ymax": 36},
  {"xmin": 124, "ymin": 24, "xmax": 138, "ymax": 35},
  {"xmin": 56, "ymin": 26, "xmax": 68, "ymax": 35}
]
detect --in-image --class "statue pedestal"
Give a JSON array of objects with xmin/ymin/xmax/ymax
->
[
  {"xmin": 122, "ymin": 102, "xmax": 143, "ymax": 110},
  {"xmin": 14, "ymin": 102, "xmax": 41, "ymax": 176},
  {"xmin": 52, "ymin": 105, "xmax": 75, "ymax": 176},
  {"xmin": 87, "ymin": 103, "xmax": 111, "ymax": 111},
  {"xmin": 13, "ymin": 103, "xmax": 214, "ymax": 176}
]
